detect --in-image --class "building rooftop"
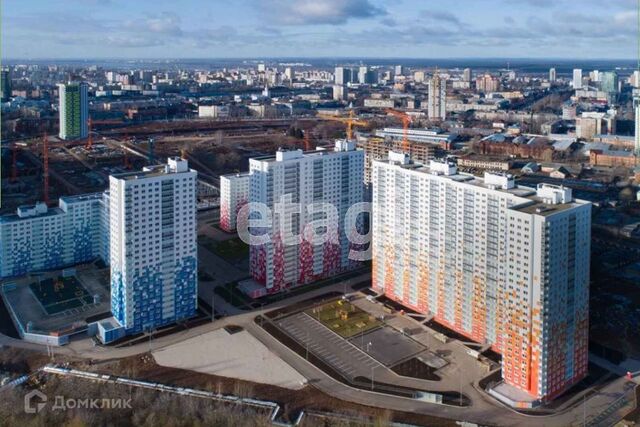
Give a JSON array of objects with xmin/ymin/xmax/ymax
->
[
  {"xmin": 112, "ymin": 157, "xmax": 193, "ymax": 181},
  {"xmin": 376, "ymin": 152, "xmax": 588, "ymax": 215},
  {"xmin": 252, "ymin": 141, "xmax": 359, "ymax": 163}
]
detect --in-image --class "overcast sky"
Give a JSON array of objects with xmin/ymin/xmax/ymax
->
[{"xmin": 2, "ymin": 0, "xmax": 638, "ymax": 59}]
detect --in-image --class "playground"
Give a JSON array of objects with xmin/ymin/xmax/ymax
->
[
  {"xmin": 29, "ymin": 276, "xmax": 93, "ymax": 315},
  {"xmin": 305, "ymin": 299, "xmax": 381, "ymax": 338}
]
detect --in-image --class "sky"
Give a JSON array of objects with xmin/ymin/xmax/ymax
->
[{"xmin": 2, "ymin": 0, "xmax": 639, "ymax": 59}]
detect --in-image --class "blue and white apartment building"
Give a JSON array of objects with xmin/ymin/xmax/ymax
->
[
  {"xmin": 106, "ymin": 157, "xmax": 198, "ymax": 340},
  {"xmin": 0, "ymin": 193, "xmax": 109, "ymax": 278},
  {"xmin": 0, "ymin": 158, "xmax": 198, "ymax": 344}
]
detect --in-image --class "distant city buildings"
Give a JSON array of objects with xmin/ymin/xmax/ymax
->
[
  {"xmin": 427, "ymin": 74, "xmax": 447, "ymax": 121},
  {"xmin": 549, "ymin": 68, "xmax": 556, "ymax": 83},
  {"xmin": 414, "ymin": 71, "xmax": 426, "ymax": 83},
  {"xmin": 58, "ymin": 82, "xmax": 88, "ymax": 140},
  {"xmin": 371, "ymin": 153, "xmax": 591, "ymax": 403},
  {"xmin": 109, "ymin": 158, "xmax": 198, "ymax": 336},
  {"xmin": 248, "ymin": 142, "xmax": 364, "ymax": 296},
  {"xmin": 476, "ymin": 74, "xmax": 500, "ymax": 93}
]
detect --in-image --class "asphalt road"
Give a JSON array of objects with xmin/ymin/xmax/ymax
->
[{"xmin": 0, "ymin": 274, "xmax": 637, "ymax": 426}]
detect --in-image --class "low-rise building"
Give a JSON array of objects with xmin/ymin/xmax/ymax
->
[{"xmin": 0, "ymin": 193, "xmax": 109, "ymax": 279}]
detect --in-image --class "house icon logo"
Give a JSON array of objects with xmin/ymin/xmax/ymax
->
[{"xmin": 24, "ymin": 390, "xmax": 47, "ymax": 414}]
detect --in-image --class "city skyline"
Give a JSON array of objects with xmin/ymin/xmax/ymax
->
[{"xmin": 3, "ymin": 0, "xmax": 639, "ymax": 60}]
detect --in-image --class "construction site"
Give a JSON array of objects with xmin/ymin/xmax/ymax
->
[{"xmin": 1, "ymin": 117, "xmax": 363, "ymax": 214}]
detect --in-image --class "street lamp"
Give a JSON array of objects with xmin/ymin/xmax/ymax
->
[{"xmin": 371, "ymin": 365, "xmax": 383, "ymax": 390}]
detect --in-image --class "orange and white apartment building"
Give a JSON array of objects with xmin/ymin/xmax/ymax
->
[{"xmin": 372, "ymin": 152, "xmax": 591, "ymax": 404}]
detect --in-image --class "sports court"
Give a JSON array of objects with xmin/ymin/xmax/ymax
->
[{"xmin": 29, "ymin": 276, "xmax": 93, "ymax": 315}]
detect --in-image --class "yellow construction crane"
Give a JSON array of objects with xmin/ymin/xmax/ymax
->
[
  {"xmin": 385, "ymin": 109, "xmax": 412, "ymax": 154},
  {"xmin": 316, "ymin": 110, "xmax": 369, "ymax": 140}
]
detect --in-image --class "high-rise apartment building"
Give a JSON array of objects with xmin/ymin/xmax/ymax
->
[
  {"xmin": 635, "ymin": 88, "xmax": 640, "ymax": 155},
  {"xmin": 549, "ymin": 68, "xmax": 556, "ymax": 83},
  {"xmin": 463, "ymin": 68, "xmax": 472, "ymax": 82},
  {"xmin": 371, "ymin": 153, "xmax": 591, "ymax": 403},
  {"xmin": 58, "ymin": 82, "xmax": 89, "ymax": 140},
  {"xmin": 427, "ymin": 74, "xmax": 447, "ymax": 120},
  {"xmin": 599, "ymin": 71, "xmax": 619, "ymax": 95},
  {"xmin": 1, "ymin": 69, "xmax": 11, "ymax": 102},
  {"xmin": 573, "ymin": 69, "xmax": 583, "ymax": 89},
  {"xmin": 248, "ymin": 142, "xmax": 364, "ymax": 296},
  {"xmin": 333, "ymin": 85, "xmax": 347, "ymax": 101},
  {"xmin": 109, "ymin": 158, "xmax": 198, "ymax": 334},
  {"xmin": 631, "ymin": 70, "xmax": 640, "ymax": 88},
  {"xmin": 334, "ymin": 67, "xmax": 350, "ymax": 85},
  {"xmin": 220, "ymin": 172, "xmax": 250, "ymax": 232}
]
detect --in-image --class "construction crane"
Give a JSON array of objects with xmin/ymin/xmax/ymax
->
[
  {"xmin": 122, "ymin": 133, "xmax": 132, "ymax": 169},
  {"xmin": 148, "ymin": 137, "xmax": 155, "ymax": 164},
  {"xmin": 316, "ymin": 110, "xmax": 368, "ymax": 140},
  {"xmin": 303, "ymin": 130, "xmax": 311, "ymax": 151},
  {"xmin": 84, "ymin": 117, "xmax": 93, "ymax": 150},
  {"xmin": 43, "ymin": 132, "xmax": 50, "ymax": 205},
  {"xmin": 385, "ymin": 109, "xmax": 412, "ymax": 154}
]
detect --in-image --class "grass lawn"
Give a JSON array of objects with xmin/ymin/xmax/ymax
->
[
  {"xmin": 214, "ymin": 237, "xmax": 249, "ymax": 260},
  {"xmin": 306, "ymin": 300, "xmax": 381, "ymax": 338},
  {"xmin": 198, "ymin": 235, "xmax": 249, "ymax": 262}
]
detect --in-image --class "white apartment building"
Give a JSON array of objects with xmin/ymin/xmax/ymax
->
[
  {"xmin": 0, "ymin": 193, "xmax": 108, "ymax": 279},
  {"xmin": 372, "ymin": 153, "xmax": 591, "ymax": 403},
  {"xmin": 109, "ymin": 158, "xmax": 198, "ymax": 334},
  {"xmin": 220, "ymin": 172, "xmax": 250, "ymax": 232},
  {"xmin": 573, "ymin": 69, "xmax": 583, "ymax": 90},
  {"xmin": 248, "ymin": 141, "xmax": 364, "ymax": 295}
]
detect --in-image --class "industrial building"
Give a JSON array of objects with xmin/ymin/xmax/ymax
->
[
  {"xmin": 248, "ymin": 141, "xmax": 364, "ymax": 296},
  {"xmin": 371, "ymin": 152, "xmax": 591, "ymax": 404},
  {"xmin": 220, "ymin": 172, "xmax": 250, "ymax": 232}
]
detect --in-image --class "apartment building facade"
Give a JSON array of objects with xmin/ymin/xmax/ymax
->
[{"xmin": 371, "ymin": 152, "xmax": 591, "ymax": 402}]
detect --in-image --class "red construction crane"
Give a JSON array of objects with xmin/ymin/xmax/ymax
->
[
  {"xmin": 10, "ymin": 142, "xmax": 18, "ymax": 183},
  {"xmin": 43, "ymin": 132, "xmax": 50, "ymax": 205},
  {"xmin": 385, "ymin": 109, "xmax": 412, "ymax": 154},
  {"xmin": 122, "ymin": 133, "xmax": 131, "ymax": 169},
  {"xmin": 85, "ymin": 117, "xmax": 93, "ymax": 150}
]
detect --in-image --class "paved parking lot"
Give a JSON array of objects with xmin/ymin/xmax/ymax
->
[
  {"xmin": 349, "ymin": 327, "xmax": 425, "ymax": 366},
  {"xmin": 278, "ymin": 312, "xmax": 382, "ymax": 379}
]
